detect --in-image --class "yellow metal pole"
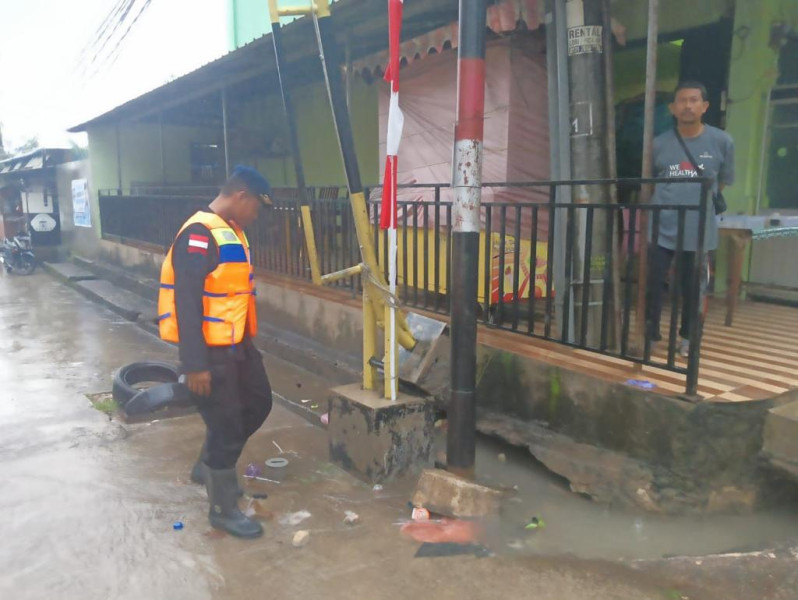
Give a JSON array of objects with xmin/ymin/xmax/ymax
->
[
  {"xmin": 384, "ymin": 302, "xmax": 398, "ymax": 400},
  {"xmin": 363, "ymin": 288, "xmax": 378, "ymax": 390},
  {"xmin": 283, "ymin": 212, "xmax": 292, "ymax": 270},
  {"xmin": 300, "ymin": 205, "xmax": 322, "ymax": 284},
  {"xmin": 314, "ymin": 0, "xmax": 331, "ymax": 18},
  {"xmin": 349, "ymin": 191, "xmax": 415, "ymax": 350},
  {"xmin": 312, "ymin": 0, "xmax": 415, "ymax": 356},
  {"xmin": 321, "ymin": 262, "xmax": 363, "ymax": 285},
  {"xmin": 269, "ymin": 0, "xmax": 321, "ymax": 285},
  {"xmin": 278, "ymin": 6, "xmax": 312, "ymax": 17}
]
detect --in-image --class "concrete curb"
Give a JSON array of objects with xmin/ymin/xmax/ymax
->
[
  {"xmin": 42, "ymin": 261, "xmax": 97, "ymax": 283},
  {"xmin": 73, "ymin": 280, "xmax": 146, "ymax": 322},
  {"xmin": 44, "ymin": 262, "xmax": 331, "ymax": 430},
  {"xmin": 69, "ymin": 256, "xmax": 360, "ymax": 384},
  {"xmin": 47, "ymin": 265, "xmax": 140, "ymax": 322},
  {"xmin": 273, "ymin": 391, "xmax": 328, "ymax": 430},
  {"xmin": 72, "ymin": 255, "xmax": 160, "ymax": 302}
]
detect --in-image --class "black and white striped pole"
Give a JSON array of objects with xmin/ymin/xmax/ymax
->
[{"xmin": 448, "ymin": 0, "xmax": 488, "ymax": 479}]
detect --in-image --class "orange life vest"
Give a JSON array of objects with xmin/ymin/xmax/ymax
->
[{"xmin": 158, "ymin": 211, "xmax": 257, "ymax": 346}]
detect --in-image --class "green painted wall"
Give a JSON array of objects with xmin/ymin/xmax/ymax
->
[
  {"xmin": 87, "ymin": 122, "xmax": 222, "ymax": 192},
  {"xmin": 293, "ymin": 77, "xmax": 379, "ymax": 186},
  {"xmin": 614, "ymin": 42, "xmax": 682, "ymax": 103},
  {"xmin": 231, "ymin": 79, "xmax": 379, "ymax": 188},
  {"xmin": 86, "ymin": 75, "xmax": 378, "ymax": 205},
  {"xmin": 724, "ymin": 0, "xmax": 796, "ymax": 214},
  {"xmin": 713, "ymin": 0, "xmax": 797, "ymax": 291},
  {"xmin": 227, "ymin": 0, "xmax": 271, "ymax": 50},
  {"xmin": 612, "ymin": 0, "xmax": 734, "ymax": 42}
]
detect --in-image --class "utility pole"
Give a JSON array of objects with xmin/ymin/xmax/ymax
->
[
  {"xmin": 448, "ymin": 0, "xmax": 487, "ymax": 479},
  {"xmin": 565, "ymin": 0, "xmax": 612, "ymax": 347}
]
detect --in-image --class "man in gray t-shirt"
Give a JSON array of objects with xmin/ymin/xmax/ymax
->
[{"xmin": 645, "ymin": 81, "xmax": 735, "ymax": 357}]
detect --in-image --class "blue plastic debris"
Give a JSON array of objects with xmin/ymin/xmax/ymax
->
[
  {"xmin": 173, "ymin": 521, "xmax": 184, "ymax": 531},
  {"xmin": 626, "ymin": 379, "xmax": 656, "ymax": 390}
]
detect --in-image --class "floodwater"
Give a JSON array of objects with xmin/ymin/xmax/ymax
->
[
  {"xmin": 0, "ymin": 271, "xmax": 796, "ymax": 600},
  {"xmin": 476, "ymin": 437, "xmax": 798, "ymax": 560}
]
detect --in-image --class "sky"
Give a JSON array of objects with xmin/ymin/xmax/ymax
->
[{"xmin": 0, "ymin": 0, "xmax": 228, "ymax": 151}]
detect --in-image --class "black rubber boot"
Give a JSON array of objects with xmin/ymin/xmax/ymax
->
[
  {"xmin": 190, "ymin": 445, "xmax": 242, "ymax": 497},
  {"xmin": 190, "ymin": 458, "xmax": 205, "ymax": 485},
  {"xmin": 205, "ymin": 466, "xmax": 263, "ymax": 539}
]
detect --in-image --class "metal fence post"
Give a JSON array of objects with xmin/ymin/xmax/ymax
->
[{"xmin": 686, "ymin": 181, "xmax": 710, "ymax": 397}]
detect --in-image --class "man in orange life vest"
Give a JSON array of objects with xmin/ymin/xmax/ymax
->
[{"xmin": 158, "ymin": 165, "xmax": 273, "ymax": 538}]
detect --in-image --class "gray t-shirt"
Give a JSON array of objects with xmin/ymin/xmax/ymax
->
[{"xmin": 652, "ymin": 125, "xmax": 735, "ymax": 251}]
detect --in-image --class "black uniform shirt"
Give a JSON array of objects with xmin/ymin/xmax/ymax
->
[{"xmin": 172, "ymin": 210, "xmax": 227, "ymax": 373}]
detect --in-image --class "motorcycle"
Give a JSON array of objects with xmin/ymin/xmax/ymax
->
[{"xmin": 0, "ymin": 234, "xmax": 36, "ymax": 275}]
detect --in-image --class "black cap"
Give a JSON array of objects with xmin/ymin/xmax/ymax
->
[{"xmin": 231, "ymin": 165, "xmax": 272, "ymax": 205}]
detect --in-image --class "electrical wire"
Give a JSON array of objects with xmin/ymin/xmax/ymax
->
[{"xmin": 74, "ymin": 0, "xmax": 154, "ymax": 81}]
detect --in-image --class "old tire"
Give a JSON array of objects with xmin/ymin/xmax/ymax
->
[{"xmin": 112, "ymin": 361, "xmax": 180, "ymax": 407}]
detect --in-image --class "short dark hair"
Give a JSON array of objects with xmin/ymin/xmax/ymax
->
[
  {"xmin": 220, "ymin": 175, "xmax": 249, "ymax": 197},
  {"xmin": 220, "ymin": 165, "xmax": 272, "ymax": 204},
  {"xmin": 674, "ymin": 81, "xmax": 708, "ymax": 102}
]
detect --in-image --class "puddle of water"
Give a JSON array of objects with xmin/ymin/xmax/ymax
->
[{"xmin": 473, "ymin": 437, "xmax": 798, "ymax": 560}]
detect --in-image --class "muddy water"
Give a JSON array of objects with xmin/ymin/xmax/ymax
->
[
  {"xmin": 474, "ymin": 435, "xmax": 798, "ymax": 561},
  {"xmin": 1, "ymin": 272, "xmax": 796, "ymax": 600}
]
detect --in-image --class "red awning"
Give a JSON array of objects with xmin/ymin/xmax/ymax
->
[{"xmin": 353, "ymin": 0, "xmax": 542, "ymax": 77}]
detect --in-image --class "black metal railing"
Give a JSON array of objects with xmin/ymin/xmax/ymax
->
[{"xmin": 99, "ymin": 177, "xmax": 710, "ymax": 394}]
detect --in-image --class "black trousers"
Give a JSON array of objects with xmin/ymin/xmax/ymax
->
[
  {"xmin": 645, "ymin": 244, "xmax": 703, "ymax": 341},
  {"xmin": 195, "ymin": 339, "xmax": 273, "ymax": 470}
]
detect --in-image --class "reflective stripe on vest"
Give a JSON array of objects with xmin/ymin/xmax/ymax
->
[{"xmin": 157, "ymin": 211, "xmax": 257, "ymax": 346}]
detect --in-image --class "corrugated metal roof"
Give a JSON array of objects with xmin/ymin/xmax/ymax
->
[
  {"xmin": 68, "ymin": 0, "xmax": 473, "ymax": 132},
  {"xmin": 0, "ymin": 149, "xmax": 72, "ymax": 175}
]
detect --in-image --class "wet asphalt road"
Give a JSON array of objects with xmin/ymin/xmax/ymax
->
[{"xmin": 1, "ymin": 271, "xmax": 796, "ymax": 600}]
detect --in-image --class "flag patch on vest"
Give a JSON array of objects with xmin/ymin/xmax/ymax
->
[{"xmin": 188, "ymin": 234, "xmax": 209, "ymax": 254}]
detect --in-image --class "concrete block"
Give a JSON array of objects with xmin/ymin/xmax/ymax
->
[
  {"xmin": 328, "ymin": 384, "xmax": 434, "ymax": 484},
  {"xmin": 411, "ymin": 469, "xmax": 504, "ymax": 519},
  {"xmin": 73, "ymin": 279, "xmax": 157, "ymax": 322},
  {"xmin": 43, "ymin": 262, "xmax": 97, "ymax": 282},
  {"xmin": 763, "ymin": 400, "xmax": 798, "ymax": 479}
]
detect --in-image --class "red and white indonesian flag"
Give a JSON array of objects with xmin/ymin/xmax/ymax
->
[
  {"xmin": 381, "ymin": 0, "xmax": 403, "ymax": 400},
  {"xmin": 379, "ymin": 0, "xmax": 404, "ymax": 231}
]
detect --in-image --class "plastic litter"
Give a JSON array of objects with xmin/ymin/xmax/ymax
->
[
  {"xmin": 411, "ymin": 507, "xmax": 430, "ymax": 521},
  {"xmin": 401, "ymin": 518, "xmax": 481, "ymax": 544},
  {"xmin": 244, "ymin": 475, "xmax": 281, "ymax": 483},
  {"xmin": 524, "ymin": 517, "xmax": 545, "ymax": 530},
  {"xmin": 343, "ymin": 511, "xmax": 360, "ymax": 526},
  {"xmin": 372, "ymin": 484, "xmax": 384, "ymax": 492},
  {"xmin": 320, "ymin": 412, "xmax": 329, "ymax": 426},
  {"xmin": 173, "ymin": 521, "xmax": 184, "ymax": 531},
  {"xmin": 626, "ymin": 379, "xmax": 656, "ymax": 390},
  {"xmin": 292, "ymin": 530, "xmax": 310, "ymax": 547},
  {"xmin": 280, "ymin": 510, "xmax": 312, "ymax": 526},
  {"xmin": 272, "ymin": 441, "xmax": 299, "ymax": 457},
  {"xmin": 310, "ymin": 404, "xmax": 320, "ymax": 409},
  {"xmin": 245, "ymin": 463, "xmax": 262, "ymax": 478},
  {"xmin": 245, "ymin": 498, "xmax": 273, "ymax": 520}
]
